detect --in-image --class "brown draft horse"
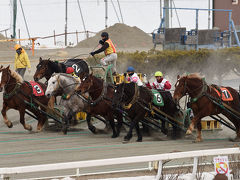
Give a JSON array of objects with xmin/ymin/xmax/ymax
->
[
  {"xmin": 78, "ymin": 74, "xmax": 123, "ymax": 138},
  {"xmin": 173, "ymin": 73, "xmax": 240, "ymax": 142},
  {"xmin": 0, "ymin": 66, "xmax": 49, "ymax": 131}
]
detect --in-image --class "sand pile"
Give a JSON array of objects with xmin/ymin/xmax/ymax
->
[
  {"xmin": 0, "ymin": 34, "xmax": 15, "ymax": 51},
  {"xmin": 75, "ymin": 23, "xmax": 153, "ymax": 49}
]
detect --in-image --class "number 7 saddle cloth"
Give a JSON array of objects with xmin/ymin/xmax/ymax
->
[{"xmin": 213, "ymin": 87, "xmax": 233, "ymax": 102}]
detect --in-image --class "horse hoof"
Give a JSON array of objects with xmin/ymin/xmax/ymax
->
[
  {"xmin": 27, "ymin": 125, "xmax": 33, "ymax": 131},
  {"xmin": 111, "ymin": 134, "xmax": 118, "ymax": 138},
  {"xmin": 89, "ymin": 127, "xmax": 97, "ymax": 134},
  {"xmin": 62, "ymin": 127, "xmax": 68, "ymax": 135},
  {"xmin": 8, "ymin": 122, "xmax": 13, "ymax": 128},
  {"xmin": 136, "ymin": 138, "xmax": 142, "ymax": 142},
  {"xmin": 186, "ymin": 130, "xmax": 192, "ymax": 135},
  {"xmin": 229, "ymin": 138, "xmax": 240, "ymax": 142},
  {"xmin": 193, "ymin": 139, "xmax": 203, "ymax": 143},
  {"xmin": 122, "ymin": 140, "xmax": 129, "ymax": 144}
]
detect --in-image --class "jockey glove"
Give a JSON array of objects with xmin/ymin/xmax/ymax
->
[
  {"xmin": 90, "ymin": 52, "xmax": 95, "ymax": 56},
  {"xmin": 99, "ymin": 40, "xmax": 104, "ymax": 45}
]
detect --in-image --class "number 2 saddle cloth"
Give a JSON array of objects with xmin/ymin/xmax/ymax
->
[{"xmin": 26, "ymin": 81, "xmax": 45, "ymax": 97}]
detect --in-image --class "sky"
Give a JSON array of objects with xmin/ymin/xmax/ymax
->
[{"xmin": 0, "ymin": 0, "xmax": 213, "ymax": 47}]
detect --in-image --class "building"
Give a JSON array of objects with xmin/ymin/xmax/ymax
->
[{"xmin": 213, "ymin": 0, "xmax": 240, "ymax": 30}]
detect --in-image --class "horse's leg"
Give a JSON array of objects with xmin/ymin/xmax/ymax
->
[
  {"xmin": 19, "ymin": 108, "xmax": 32, "ymax": 131},
  {"xmin": 107, "ymin": 113, "xmax": 117, "ymax": 138},
  {"xmin": 135, "ymin": 121, "xmax": 142, "ymax": 142},
  {"xmin": 115, "ymin": 112, "xmax": 123, "ymax": 137},
  {"xmin": 36, "ymin": 107, "xmax": 47, "ymax": 132},
  {"xmin": 48, "ymin": 96, "xmax": 55, "ymax": 109},
  {"xmin": 196, "ymin": 121, "xmax": 203, "ymax": 142},
  {"xmin": 1, "ymin": 103, "xmax": 13, "ymax": 128},
  {"xmin": 186, "ymin": 114, "xmax": 203, "ymax": 142},
  {"xmin": 124, "ymin": 113, "xmax": 142, "ymax": 142},
  {"xmin": 223, "ymin": 113, "xmax": 240, "ymax": 141},
  {"xmin": 86, "ymin": 114, "xmax": 98, "ymax": 134}
]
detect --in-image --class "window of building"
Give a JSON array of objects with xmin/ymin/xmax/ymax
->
[{"xmin": 232, "ymin": 0, "xmax": 238, "ymax": 4}]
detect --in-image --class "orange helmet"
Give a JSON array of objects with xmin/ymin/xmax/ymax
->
[
  {"xmin": 66, "ymin": 67, "xmax": 74, "ymax": 74},
  {"xmin": 14, "ymin": 44, "xmax": 21, "ymax": 50}
]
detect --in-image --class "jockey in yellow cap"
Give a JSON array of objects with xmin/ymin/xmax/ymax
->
[{"xmin": 146, "ymin": 71, "xmax": 171, "ymax": 91}]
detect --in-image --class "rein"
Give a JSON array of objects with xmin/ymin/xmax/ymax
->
[
  {"xmin": 79, "ymin": 78, "xmax": 108, "ymax": 106},
  {"xmin": 123, "ymin": 83, "xmax": 139, "ymax": 109}
]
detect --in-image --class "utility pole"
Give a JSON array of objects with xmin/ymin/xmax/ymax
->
[
  {"xmin": 65, "ymin": 0, "xmax": 68, "ymax": 46},
  {"xmin": 164, "ymin": 0, "xmax": 169, "ymax": 28},
  {"xmin": 12, "ymin": 0, "xmax": 17, "ymax": 39},
  {"xmin": 208, "ymin": 0, "xmax": 211, "ymax": 29},
  {"xmin": 160, "ymin": 0, "xmax": 162, "ymax": 20},
  {"xmin": 104, "ymin": 0, "xmax": 108, "ymax": 29}
]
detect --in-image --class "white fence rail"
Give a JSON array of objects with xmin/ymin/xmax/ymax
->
[{"xmin": 0, "ymin": 147, "xmax": 240, "ymax": 180}]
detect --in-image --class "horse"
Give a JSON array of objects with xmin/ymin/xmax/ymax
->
[
  {"xmin": 34, "ymin": 57, "xmax": 89, "ymax": 82},
  {"xmin": 77, "ymin": 73, "xmax": 123, "ymax": 138},
  {"xmin": 34, "ymin": 57, "xmax": 89, "ymax": 109},
  {"xmin": 45, "ymin": 73, "xmax": 88, "ymax": 134},
  {"xmin": 112, "ymin": 82, "xmax": 153, "ymax": 142},
  {"xmin": 152, "ymin": 89, "xmax": 183, "ymax": 137},
  {"xmin": 173, "ymin": 73, "xmax": 240, "ymax": 142},
  {"xmin": 0, "ymin": 66, "xmax": 49, "ymax": 131}
]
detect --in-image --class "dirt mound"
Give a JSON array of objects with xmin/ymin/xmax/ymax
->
[
  {"xmin": 0, "ymin": 34, "xmax": 15, "ymax": 51},
  {"xmin": 75, "ymin": 23, "xmax": 153, "ymax": 49}
]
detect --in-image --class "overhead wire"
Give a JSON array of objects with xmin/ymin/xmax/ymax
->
[
  {"xmin": 19, "ymin": 0, "xmax": 31, "ymax": 40},
  {"xmin": 76, "ymin": 0, "xmax": 87, "ymax": 38},
  {"xmin": 110, "ymin": 0, "xmax": 121, "ymax": 23},
  {"xmin": 116, "ymin": 0, "xmax": 124, "ymax": 23}
]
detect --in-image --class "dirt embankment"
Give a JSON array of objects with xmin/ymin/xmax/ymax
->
[
  {"xmin": 75, "ymin": 23, "xmax": 153, "ymax": 49},
  {"xmin": 0, "ymin": 34, "xmax": 15, "ymax": 51}
]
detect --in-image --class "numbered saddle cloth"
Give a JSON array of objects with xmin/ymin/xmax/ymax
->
[
  {"xmin": 152, "ymin": 89, "xmax": 164, "ymax": 107},
  {"xmin": 64, "ymin": 59, "xmax": 89, "ymax": 76},
  {"xmin": 213, "ymin": 87, "xmax": 233, "ymax": 101},
  {"xmin": 27, "ymin": 81, "xmax": 45, "ymax": 96}
]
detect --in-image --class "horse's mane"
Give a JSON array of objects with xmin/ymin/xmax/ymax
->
[
  {"xmin": 10, "ymin": 69, "xmax": 23, "ymax": 83},
  {"xmin": 184, "ymin": 73, "xmax": 203, "ymax": 80}
]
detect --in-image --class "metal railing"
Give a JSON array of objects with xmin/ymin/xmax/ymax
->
[{"xmin": 0, "ymin": 147, "xmax": 239, "ymax": 180}]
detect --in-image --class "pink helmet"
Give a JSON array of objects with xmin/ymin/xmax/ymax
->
[{"xmin": 66, "ymin": 67, "xmax": 74, "ymax": 74}]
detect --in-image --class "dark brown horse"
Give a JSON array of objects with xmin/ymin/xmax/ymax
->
[
  {"xmin": 78, "ymin": 74, "xmax": 123, "ymax": 138},
  {"xmin": 33, "ymin": 57, "xmax": 89, "ymax": 81},
  {"xmin": 173, "ymin": 73, "xmax": 240, "ymax": 142},
  {"xmin": 0, "ymin": 66, "xmax": 49, "ymax": 131},
  {"xmin": 112, "ymin": 82, "xmax": 153, "ymax": 142}
]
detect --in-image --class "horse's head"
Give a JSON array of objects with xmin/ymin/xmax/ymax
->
[
  {"xmin": 34, "ymin": 57, "xmax": 51, "ymax": 81},
  {"xmin": 78, "ymin": 73, "xmax": 93, "ymax": 94},
  {"xmin": 173, "ymin": 73, "xmax": 204, "ymax": 104},
  {"xmin": 0, "ymin": 66, "xmax": 11, "ymax": 92},
  {"xmin": 173, "ymin": 75, "xmax": 188, "ymax": 104},
  {"xmin": 112, "ymin": 82, "xmax": 128, "ymax": 109},
  {"xmin": 45, "ymin": 73, "xmax": 60, "ymax": 98}
]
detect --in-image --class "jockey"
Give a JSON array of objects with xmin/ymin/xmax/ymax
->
[
  {"xmin": 66, "ymin": 67, "xmax": 80, "ymax": 82},
  {"xmin": 126, "ymin": 66, "xmax": 143, "ymax": 86},
  {"xmin": 146, "ymin": 71, "xmax": 171, "ymax": 91}
]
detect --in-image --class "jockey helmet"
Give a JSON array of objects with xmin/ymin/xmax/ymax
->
[
  {"xmin": 155, "ymin": 71, "xmax": 163, "ymax": 77},
  {"xmin": 127, "ymin": 66, "xmax": 135, "ymax": 72},
  {"xmin": 101, "ymin": 32, "xmax": 109, "ymax": 39},
  {"xmin": 66, "ymin": 67, "xmax": 74, "ymax": 74},
  {"xmin": 14, "ymin": 44, "xmax": 21, "ymax": 50}
]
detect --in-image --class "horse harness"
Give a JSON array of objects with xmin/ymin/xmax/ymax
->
[
  {"xmin": 77, "ymin": 81, "xmax": 110, "ymax": 106},
  {"xmin": 123, "ymin": 83, "xmax": 140, "ymax": 109}
]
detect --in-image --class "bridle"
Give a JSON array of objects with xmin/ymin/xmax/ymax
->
[
  {"xmin": 175, "ymin": 76, "xmax": 207, "ymax": 103},
  {"xmin": 51, "ymin": 74, "xmax": 80, "ymax": 95}
]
